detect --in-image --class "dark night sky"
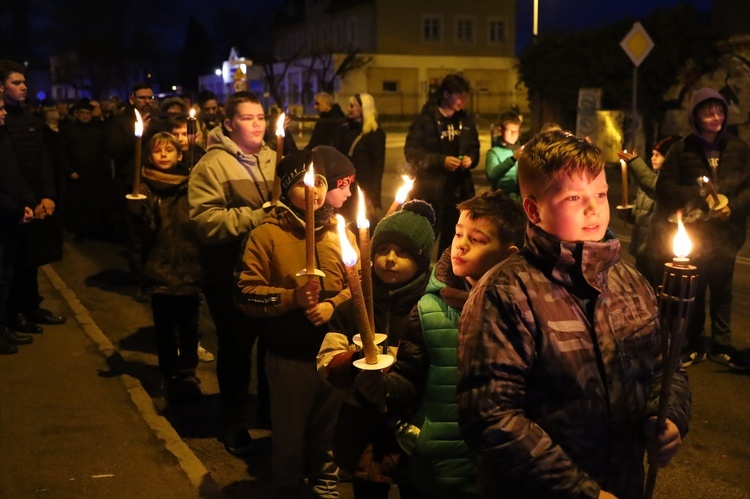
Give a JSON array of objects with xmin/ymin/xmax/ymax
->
[{"xmin": 515, "ymin": 0, "xmax": 713, "ymax": 54}]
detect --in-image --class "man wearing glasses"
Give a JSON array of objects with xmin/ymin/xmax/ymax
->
[{"xmin": 106, "ymin": 82, "xmax": 157, "ymax": 301}]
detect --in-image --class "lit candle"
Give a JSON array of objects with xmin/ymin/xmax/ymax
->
[
  {"xmin": 357, "ymin": 187, "xmax": 374, "ymax": 333},
  {"xmin": 620, "ymin": 150, "xmax": 629, "ymax": 207},
  {"xmin": 672, "ymin": 210, "xmax": 692, "ymax": 266},
  {"xmin": 132, "ymin": 109, "xmax": 144, "ymax": 197},
  {"xmin": 187, "ymin": 108, "xmax": 197, "ymax": 169},
  {"xmin": 701, "ymin": 175, "xmax": 720, "ymax": 206},
  {"xmin": 272, "ymin": 113, "xmax": 285, "ymax": 205},
  {"xmin": 304, "ymin": 162, "xmax": 316, "ymax": 275},
  {"xmin": 385, "ymin": 175, "xmax": 415, "ymax": 217},
  {"xmin": 337, "ymin": 214, "xmax": 379, "ymax": 365}
]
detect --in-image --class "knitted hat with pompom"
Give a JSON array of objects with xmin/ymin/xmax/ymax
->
[{"xmin": 371, "ymin": 199, "xmax": 436, "ymax": 271}]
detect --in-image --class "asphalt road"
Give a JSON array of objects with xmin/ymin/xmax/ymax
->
[{"xmin": 45, "ymin": 126, "xmax": 750, "ymax": 498}]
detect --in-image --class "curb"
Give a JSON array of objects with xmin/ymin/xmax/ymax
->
[{"xmin": 41, "ymin": 264, "xmax": 225, "ymax": 499}]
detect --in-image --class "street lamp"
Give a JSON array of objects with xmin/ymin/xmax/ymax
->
[{"xmin": 533, "ymin": 0, "xmax": 539, "ymax": 40}]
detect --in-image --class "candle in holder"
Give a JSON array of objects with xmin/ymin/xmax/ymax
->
[
  {"xmin": 619, "ymin": 150, "xmax": 629, "ymax": 207},
  {"xmin": 701, "ymin": 175, "xmax": 720, "ymax": 206},
  {"xmin": 126, "ymin": 109, "xmax": 146, "ymax": 200},
  {"xmin": 187, "ymin": 108, "xmax": 197, "ymax": 169},
  {"xmin": 356, "ymin": 187, "xmax": 374, "ymax": 333},
  {"xmin": 385, "ymin": 175, "xmax": 415, "ymax": 217},
  {"xmin": 336, "ymin": 214, "xmax": 379, "ymax": 365},
  {"xmin": 643, "ymin": 209, "xmax": 698, "ymax": 499},
  {"xmin": 304, "ymin": 162, "xmax": 316, "ymax": 276},
  {"xmin": 271, "ymin": 112, "xmax": 286, "ymax": 205}
]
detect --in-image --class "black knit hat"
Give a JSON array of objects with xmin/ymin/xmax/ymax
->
[
  {"xmin": 371, "ymin": 200, "xmax": 436, "ymax": 271},
  {"xmin": 312, "ymin": 145, "xmax": 356, "ymax": 190},
  {"xmin": 654, "ymin": 135, "xmax": 681, "ymax": 156},
  {"xmin": 278, "ymin": 150, "xmax": 327, "ymax": 200}
]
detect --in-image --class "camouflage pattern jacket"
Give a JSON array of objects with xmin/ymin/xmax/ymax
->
[{"xmin": 456, "ymin": 224, "xmax": 691, "ymax": 499}]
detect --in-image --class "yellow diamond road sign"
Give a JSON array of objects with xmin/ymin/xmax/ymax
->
[{"xmin": 620, "ymin": 22, "xmax": 654, "ymax": 67}]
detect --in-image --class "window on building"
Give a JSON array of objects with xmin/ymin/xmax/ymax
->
[
  {"xmin": 456, "ymin": 17, "xmax": 475, "ymax": 44},
  {"xmin": 488, "ymin": 18, "xmax": 507, "ymax": 44},
  {"xmin": 422, "ymin": 15, "xmax": 442, "ymax": 43},
  {"xmin": 382, "ymin": 81, "xmax": 399, "ymax": 92}
]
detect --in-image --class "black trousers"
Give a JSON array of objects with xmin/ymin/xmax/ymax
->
[
  {"xmin": 202, "ymin": 278, "xmax": 259, "ymax": 430},
  {"xmin": 150, "ymin": 293, "xmax": 200, "ymax": 379}
]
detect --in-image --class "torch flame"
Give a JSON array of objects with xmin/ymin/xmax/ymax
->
[
  {"xmin": 276, "ymin": 112, "xmax": 286, "ymax": 138},
  {"xmin": 337, "ymin": 214, "xmax": 358, "ymax": 266},
  {"xmin": 673, "ymin": 210, "xmax": 692, "ymax": 259},
  {"xmin": 189, "ymin": 108, "xmax": 196, "ymax": 119},
  {"xmin": 395, "ymin": 175, "xmax": 414, "ymax": 204},
  {"xmin": 357, "ymin": 186, "xmax": 370, "ymax": 229},
  {"xmin": 134, "ymin": 109, "xmax": 143, "ymax": 137},
  {"xmin": 303, "ymin": 162, "xmax": 315, "ymax": 187}
]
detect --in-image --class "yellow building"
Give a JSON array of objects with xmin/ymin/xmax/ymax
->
[{"xmin": 270, "ymin": 0, "xmax": 526, "ymax": 118}]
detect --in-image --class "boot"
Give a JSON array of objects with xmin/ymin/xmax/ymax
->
[{"xmin": 0, "ymin": 328, "xmax": 19, "ymax": 355}]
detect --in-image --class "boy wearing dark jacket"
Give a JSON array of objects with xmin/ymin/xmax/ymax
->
[{"xmin": 458, "ymin": 130, "xmax": 691, "ymax": 499}]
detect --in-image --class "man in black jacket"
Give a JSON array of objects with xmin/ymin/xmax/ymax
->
[
  {"xmin": 0, "ymin": 59, "xmax": 66, "ymax": 334},
  {"xmin": 305, "ymin": 92, "xmax": 345, "ymax": 150},
  {"xmin": 404, "ymin": 74, "xmax": 480, "ymax": 255}
]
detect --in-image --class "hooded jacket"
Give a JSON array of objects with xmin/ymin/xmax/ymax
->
[
  {"xmin": 235, "ymin": 202, "xmax": 356, "ymax": 360},
  {"xmin": 457, "ymin": 224, "xmax": 691, "ymax": 499},
  {"xmin": 404, "ymin": 100, "xmax": 480, "ymax": 203},
  {"xmin": 655, "ymin": 88, "xmax": 750, "ymax": 257},
  {"xmin": 188, "ymin": 126, "xmax": 276, "ymax": 283}
]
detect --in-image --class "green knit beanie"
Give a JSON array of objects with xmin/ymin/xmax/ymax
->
[{"xmin": 371, "ymin": 200, "xmax": 436, "ymax": 271}]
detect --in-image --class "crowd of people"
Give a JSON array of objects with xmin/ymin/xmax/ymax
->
[{"xmin": 3, "ymin": 58, "xmax": 750, "ymax": 498}]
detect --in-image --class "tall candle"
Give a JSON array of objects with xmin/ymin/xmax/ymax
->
[
  {"xmin": 272, "ymin": 113, "xmax": 285, "ymax": 204},
  {"xmin": 701, "ymin": 176, "xmax": 720, "ymax": 206},
  {"xmin": 132, "ymin": 109, "xmax": 144, "ymax": 196},
  {"xmin": 620, "ymin": 151, "xmax": 628, "ymax": 207},
  {"xmin": 337, "ymin": 215, "xmax": 378, "ymax": 365},
  {"xmin": 385, "ymin": 175, "xmax": 415, "ymax": 217},
  {"xmin": 187, "ymin": 108, "xmax": 197, "ymax": 169},
  {"xmin": 356, "ymin": 187, "xmax": 374, "ymax": 333},
  {"xmin": 304, "ymin": 162, "xmax": 316, "ymax": 275}
]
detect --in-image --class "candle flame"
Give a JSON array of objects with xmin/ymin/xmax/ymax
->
[
  {"xmin": 701, "ymin": 175, "xmax": 710, "ymax": 184},
  {"xmin": 134, "ymin": 109, "xmax": 143, "ymax": 137},
  {"xmin": 357, "ymin": 186, "xmax": 370, "ymax": 229},
  {"xmin": 395, "ymin": 175, "xmax": 414, "ymax": 204},
  {"xmin": 673, "ymin": 210, "xmax": 692, "ymax": 259},
  {"xmin": 276, "ymin": 112, "xmax": 286, "ymax": 137},
  {"xmin": 337, "ymin": 214, "xmax": 358, "ymax": 266},
  {"xmin": 189, "ymin": 108, "xmax": 196, "ymax": 119},
  {"xmin": 304, "ymin": 162, "xmax": 315, "ymax": 187}
]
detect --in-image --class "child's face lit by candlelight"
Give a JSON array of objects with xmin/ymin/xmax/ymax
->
[
  {"xmin": 373, "ymin": 243, "xmax": 418, "ymax": 285},
  {"xmin": 288, "ymin": 177, "xmax": 327, "ymax": 212}
]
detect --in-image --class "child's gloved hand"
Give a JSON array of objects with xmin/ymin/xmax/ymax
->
[
  {"xmin": 294, "ymin": 280, "xmax": 320, "ymax": 308},
  {"xmin": 354, "ymin": 370, "xmax": 386, "ymax": 408}
]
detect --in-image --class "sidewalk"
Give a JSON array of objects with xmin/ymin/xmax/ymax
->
[{"xmin": 0, "ymin": 265, "xmax": 222, "ymax": 499}]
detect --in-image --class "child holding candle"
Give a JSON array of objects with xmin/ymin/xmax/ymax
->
[
  {"xmin": 235, "ymin": 150, "xmax": 357, "ymax": 499},
  {"xmin": 316, "ymin": 199, "xmax": 437, "ymax": 499},
  {"xmin": 380, "ymin": 189, "xmax": 526, "ymax": 499},
  {"xmin": 128, "ymin": 132, "xmax": 204, "ymax": 403},
  {"xmin": 485, "ymin": 110, "xmax": 523, "ymax": 200},
  {"xmin": 457, "ymin": 130, "xmax": 691, "ymax": 499},
  {"xmin": 617, "ymin": 135, "xmax": 681, "ymax": 288},
  {"xmin": 655, "ymin": 88, "xmax": 750, "ymax": 370}
]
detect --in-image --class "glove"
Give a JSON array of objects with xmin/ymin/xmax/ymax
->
[{"xmin": 353, "ymin": 370, "xmax": 386, "ymax": 409}]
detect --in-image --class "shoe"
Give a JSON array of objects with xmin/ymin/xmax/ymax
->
[
  {"xmin": 32, "ymin": 308, "xmax": 66, "ymax": 325},
  {"xmin": 197, "ymin": 343, "xmax": 214, "ymax": 362},
  {"xmin": 709, "ymin": 346, "xmax": 750, "ymax": 371},
  {"xmin": 166, "ymin": 375, "xmax": 202, "ymax": 404},
  {"xmin": 680, "ymin": 350, "xmax": 707, "ymax": 368},
  {"xmin": 11, "ymin": 313, "xmax": 43, "ymax": 334},
  {"xmin": 223, "ymin": 428, "xmax": 253, "ymax": 457},
  {"xmin": 7, "ymin": 329, "xmax": 33, "ymax": 345},
  {"xmin": 0, "ymin": 330, "xmax": 18, "ymax": 354}
]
